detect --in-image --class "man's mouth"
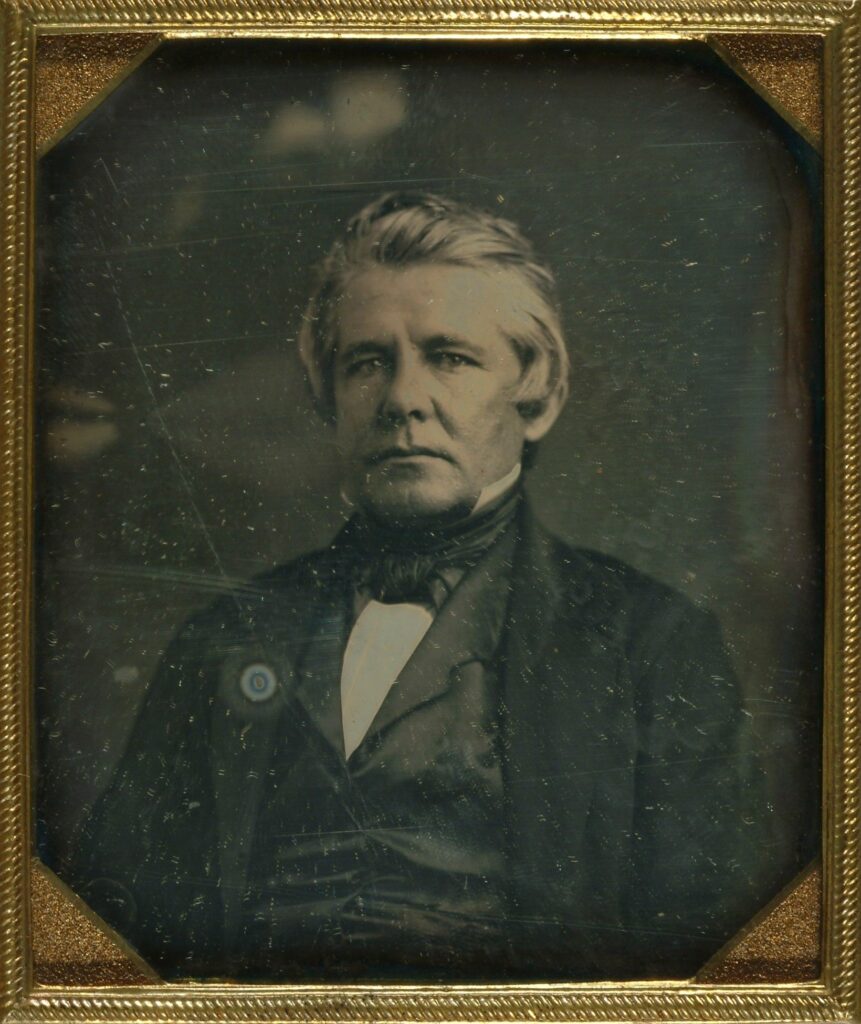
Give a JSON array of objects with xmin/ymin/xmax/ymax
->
[{"xmin": 365, "ymin": 446, "xmax": 454, "ymax": 466}]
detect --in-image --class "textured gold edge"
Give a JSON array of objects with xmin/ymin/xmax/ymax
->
[
  {"xmin": 37, "ymin": 37, "xmax": 164, "ymax": 156},
  {"xmin": 1, "ymin": 0, "xmax": 33, "ymax": 1018},
  {"xmin": 706, "ymin": 36, "xmax": 821, "ymax": 151},
  {"xmin": 1, "ymin": 1, "xmax": 857, "ymax": 1022},
  {"xmin": 0, "ymin": 0, "xmax": 850, "ymax": 31},
  {"xmin": 695, "ymin": 861, "xmax": 821, "ymax": 982},
  {"xmin": 822, "ymin": 9, "xmax": 861, "ymax": 1024},
  {"xmin": 31, "ymin": 861, "xmax": 162, "ymax": 984},
  {"xmin": 6, "ymin": 986, "xmax": 846, "ymax": 1023},
  {"xmin": 5, "ymin": 3, "xmax": 851, "ymax": 30}
]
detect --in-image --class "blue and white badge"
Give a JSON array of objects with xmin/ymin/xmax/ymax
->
[{"xmin": 239, "ymin": 662, "xmax": 278, "ymax": 703}]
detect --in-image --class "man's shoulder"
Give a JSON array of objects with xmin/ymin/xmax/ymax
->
[
  {"xmin": 244, "ymin": 546, "xmax": 334, "ymax": 594},
  {"xmin": 534, "ymin": 528, "xmax": 738, "ymax": 725},
  {"xmin": 535, "ymin": 527, "xmax": 723, "ymax": 657},
  {"xmin": 542, "ymin": 529, "xmax": 700, "ymax": 614},
  {"xmin": 232, "ymin": 525, "xmax": 707, "ymax": 632},
  {"xmin": 172, "ymin": 546, "xmax": 336, "ymax": 645}
]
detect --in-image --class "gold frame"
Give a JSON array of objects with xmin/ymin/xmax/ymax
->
[{"xmin": 1, "ymin": 2, "xmax": 858, "ymax": 1021}]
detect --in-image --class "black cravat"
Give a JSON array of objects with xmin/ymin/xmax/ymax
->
[{"xmin": 346, "ymin": 486, "xmax": 521, "ymax": 604}]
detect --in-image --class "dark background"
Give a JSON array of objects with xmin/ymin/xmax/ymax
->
[{"xmin": 35, "ymin": 40, "xmax": 822, "ymax": 882}]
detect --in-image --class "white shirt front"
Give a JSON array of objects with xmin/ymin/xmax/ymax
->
[{"xmin": 340, "ymin": 600, "xmax": 433, "ymax": 759}]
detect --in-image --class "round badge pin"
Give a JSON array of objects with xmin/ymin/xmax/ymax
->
[{"xmin": 239, "ymin": 662, "xmax": 278, "ymax": 703}]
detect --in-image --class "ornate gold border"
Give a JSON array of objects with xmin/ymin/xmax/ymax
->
[{"xmin": 1, "ymin": 1, "xmax": 858, "ymax": 1022}]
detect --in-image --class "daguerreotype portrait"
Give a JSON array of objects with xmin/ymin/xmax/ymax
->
[
  {"xmin": 34, "ymin": 39, "xmax": 823, "ymax": 983},
  {"xmin": 1, "ymin": 2, "xmax": 859, "ymax": 1024}
]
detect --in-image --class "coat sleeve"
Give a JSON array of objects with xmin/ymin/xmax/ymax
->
[
  {"xmin": 623, "ymin": 595, "xmax": 813, "ymax": 976},
  {"xmin": 63, "ymin": 607, "xmax": 227, "ymax": 978}
]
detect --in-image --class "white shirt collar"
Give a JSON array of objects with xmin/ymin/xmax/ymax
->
[{"xmin": 472, "ymin": 462, "xmax": 522, "ymax": 515}]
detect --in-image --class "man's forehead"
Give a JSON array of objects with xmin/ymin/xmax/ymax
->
[{"xmin": 336, "ymin": 263, "xmax": 532, "ymax": 339}]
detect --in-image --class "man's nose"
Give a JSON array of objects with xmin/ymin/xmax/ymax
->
[{"xmin": 378, "ymin": 358, "xmax": 433, "ymax": 424}]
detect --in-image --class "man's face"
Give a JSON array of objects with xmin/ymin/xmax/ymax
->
[{"xmin": 333, "ymin": 263, "xmax": 556, "ymax": 523}]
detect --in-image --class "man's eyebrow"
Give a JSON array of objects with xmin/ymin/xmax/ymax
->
[
  {"xmin": 336, "ymin": 339, "xmax": 391, "ymax": 362},
  {"xmin": 422, "ymin": 334, "xmax": 485, "ymax": 356}
]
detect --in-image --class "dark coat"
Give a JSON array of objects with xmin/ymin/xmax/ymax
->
[{"xmin": 67, "ymin": 506, "xmax": 796, "ymax": 981}]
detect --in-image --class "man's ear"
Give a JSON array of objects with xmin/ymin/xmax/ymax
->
[{"xmin": 521, "ymin": 384, "xmax": 566, "ymax": 443}]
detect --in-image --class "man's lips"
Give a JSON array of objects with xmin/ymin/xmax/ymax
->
[{"xmin": 365, "ymin": 446, "xmax": 454, "ymax": 466}]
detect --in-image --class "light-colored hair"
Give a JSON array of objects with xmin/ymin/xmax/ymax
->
[{"xmin": 298, "ymin": 191, "xmax": 570, "ymax": 422}]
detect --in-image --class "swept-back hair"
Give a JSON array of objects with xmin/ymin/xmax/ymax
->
[{"xmin": 298, "ymin": 191, "xmax": 570, "ymax": 422}]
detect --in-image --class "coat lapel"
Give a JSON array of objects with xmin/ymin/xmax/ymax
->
[
  {"xmin": 363, "ymin": 527, "xmax": 515, "ymax": 742},
  {"xmin": 291, "ymin": 595, "xmax": 351, "ymax": 760},
  {"xmin": 210, "ymin": 684, "xmax": 282, "ymax": 951},
  {"xmin": 503, "ymin": 505, "xmax": 569, "ymax": 681},
  {"xmin": 501, "ymin": 504, "xmax": 637, "ymax": 951},
  {"xmin": 208, "ymin": 550, "xmax": 349, "ymax": 944}
]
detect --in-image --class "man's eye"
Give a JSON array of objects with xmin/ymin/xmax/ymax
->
[
  {"xmin": 432, "ymin": 351, "xmax": 475, "ymax": 369},
  {"xmin": 345, "ymin": 356, "xmax": 387, "ymax": 377}
]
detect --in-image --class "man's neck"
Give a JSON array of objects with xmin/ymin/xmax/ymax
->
[{"xmin": 343, "ymin": 464, "xmax": 523, "ymax": 564}]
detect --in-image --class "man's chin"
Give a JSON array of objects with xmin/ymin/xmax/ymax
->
[{"xmin": 356, "ymin": 479, "xmax": 473, "ymax": 526}]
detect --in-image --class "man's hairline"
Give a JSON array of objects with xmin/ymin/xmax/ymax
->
[{"xmin": 319, "ymin": 255, "xmax": 560, "ymax": 380}]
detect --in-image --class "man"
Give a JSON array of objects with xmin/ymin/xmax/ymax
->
[{"xmin": 69, "ymin": 192, "xmax": 793, "ymax": 982}]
